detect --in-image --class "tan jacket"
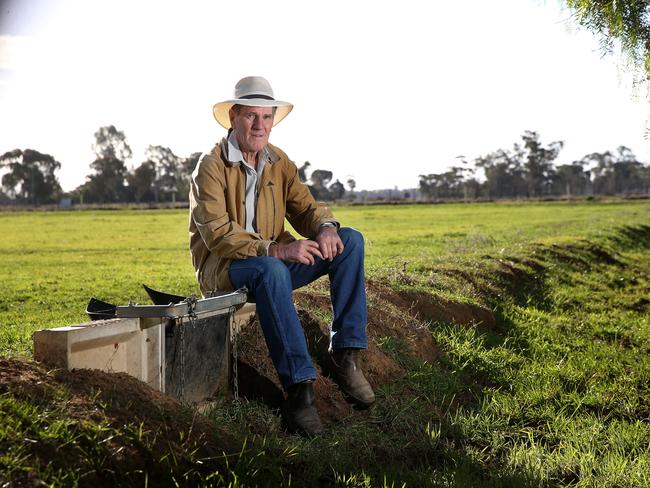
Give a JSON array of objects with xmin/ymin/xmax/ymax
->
[{"xmin": 189, "ymin": 139, "xmax": 337, "ymax": 295}]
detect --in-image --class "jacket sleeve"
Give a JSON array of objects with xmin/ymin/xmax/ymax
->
[
  {"xmin": 190, "ymin": 153, "xmax": 274, "ymax": 258},
  {"xmin": 282, "ymin": 159, "xmax": 339, "ymax": 238}
]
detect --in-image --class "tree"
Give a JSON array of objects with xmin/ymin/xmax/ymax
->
[
  {"xmin": 309, "ymin": 169, "xmax": 333, "ymax": 200},
  {"xmin": 519, "ymin": 131, "xmax": 563, "ymax": 198},
  {"xmin": 92, "ymin": 125, "xmax": 132, "ymax": 161},
  {"xmin": 610, "ymin": 146, "xmax": 646, "ymax": 194},
  {"xmin": 0, "ymin": 149, "xmax": 62, "ymax": 205},
  {"xmin": 562, "ymin": 0, "xmax": 650, "ymax": 77},
  {"xmin": 83, "ymin": 126, "xmax": 132, "ymax": 203},
  {"xmin": 474, "ymin": 149, "xmax": 526, "ymax": 199},
  {"xmin": 329, "ymin": 179, "xmax": 346, "ymax": 200},
  {"xmin": 85, "ymin": 156, "xmax": 129, "ymax": 203},
  {"xmin": 298, "ymin": 161, "xmax": 311, "ymax": 183},
  {"xmin": 583, "ymin": 150, "xmax": 617, "ymax": 194},
  {"xmin": 553, "ymin": 160, "xmax": 591, "ymax": 196},
  {"xmin": 580, "ymin": 146, "xmax": 648, "ymax": 195},
  {"xmin": 418, "ymin": 173, "xmax": 440, "ymax": 200},
  {"xmin": 146, "ymin": 145, "xmax": 182, "ymax": 202},
  {"xmin": 126, "ymin": 160, "xmax": 156, "ymax": 203},
  {"xmin": 419, "ymin": 166, "xmax": 473, "ymax": 201},
  {"xmin": 177, "ymin": 152, "xmax": 202, "ymax": 200},
  {"xmin": 346, "ymin": 178, "xmax": 356, "ymax": 192}
]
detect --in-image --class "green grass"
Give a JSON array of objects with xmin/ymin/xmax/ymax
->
[
  {"xmin": 1, "ymin": 200, "xmax": 650, "ymax": 486},
  {"xmin": 333, "ymin": 201, "xmax": 650, "ymax": 272},
  {"xmin": 1, "ymin": 201, "xmax": 648, "ymax": 356}
]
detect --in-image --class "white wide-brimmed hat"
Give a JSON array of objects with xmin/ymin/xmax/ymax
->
[{"xmin": 212, "ymin": 76, "xmax": 293, "ymax": 129}]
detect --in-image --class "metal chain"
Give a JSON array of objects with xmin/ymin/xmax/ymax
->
[
  {"xmin": 181, "ymin": 296, "xmax": 198, "ymax": 401},
  {"xmin": 229, "ymin": 305, "xmax": 239, "ymax": 401},
  {"xmin": 185, "ymin": 295, "xmax": 198, "ymax": 323},
  {"xmin": 179, "ymin": 318, "xmax": 185, "ymax": 400}
]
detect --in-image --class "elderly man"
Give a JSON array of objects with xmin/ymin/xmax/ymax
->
[{"xmin": 189, "ymin": 76, "xmax": 374, "ymax": 435}]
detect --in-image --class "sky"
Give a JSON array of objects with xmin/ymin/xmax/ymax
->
[{"xmin": 0, "ymin": 0, "xmax": 648, "ymax": 192}]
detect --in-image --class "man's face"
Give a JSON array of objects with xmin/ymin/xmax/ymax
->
[{"xmin": 230, "ymin": 105, "xmax": 274, "ymax": 154}]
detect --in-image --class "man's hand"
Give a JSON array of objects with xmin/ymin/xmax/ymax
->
[
  {"xmin": 316, "ymin": 226, "xmax": 344, "ymax": 261},
  {"xmin": 269, "ymin": 239, "xmax": 324, "ymax": 265}
]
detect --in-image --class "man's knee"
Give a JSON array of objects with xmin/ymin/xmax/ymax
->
[
  {"xmin": 255, "ymin": 257, "xmax": 291, "ymax": 286},
  {"xmin": 231, "ymin": 256, "xmax": 291, "ymax": 289},
  {"xmin": 339, "ymin": 227, "xmax": 364, "ymax": 250}
]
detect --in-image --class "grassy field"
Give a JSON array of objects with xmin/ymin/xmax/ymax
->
[
  {"xmin": 0, "ymin": 200, "xmax": 648, "ymax": 356},
  {"xmin": 1, "ymin": 200, "xmax": 649, "ymax": 486}
]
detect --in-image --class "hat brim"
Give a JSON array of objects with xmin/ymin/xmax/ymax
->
[{"xmin": 212, "ymin": 99, "xmax": 293, "ymax": 129}]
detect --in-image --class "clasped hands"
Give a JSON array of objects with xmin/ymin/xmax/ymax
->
[{"xmin": 268, "ymin": 226, "xmax": 343, "ymax": 265}]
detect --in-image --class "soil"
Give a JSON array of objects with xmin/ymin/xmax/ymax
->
[{"xmin": 0, "ymin": 357, "xmax": 236, "ymax": 486}]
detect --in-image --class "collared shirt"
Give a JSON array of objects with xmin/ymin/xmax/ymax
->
[{"xmin": 225, "ymin": 131, "xmax": 271, "ymax": 233}]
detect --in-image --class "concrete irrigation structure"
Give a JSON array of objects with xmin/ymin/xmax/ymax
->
[{"xmin": 33, "ymin": 291, "xmax": 256, "ymax": 403}]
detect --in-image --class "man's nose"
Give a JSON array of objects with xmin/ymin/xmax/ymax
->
[{"xmin": 252, "ymin": 116, "xmax": 263, "ymax": 129}]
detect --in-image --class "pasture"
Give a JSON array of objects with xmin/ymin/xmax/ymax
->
[
  {"xmin": 0, "ymin": 200, "xmax": 647, "ymax": 356},
  {"xmin": 0, "ymin": 200, "xmax": 649, "ymax": 486}
]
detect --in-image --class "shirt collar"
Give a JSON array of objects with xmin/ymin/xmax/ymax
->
[{"xmin": 224, "ymin": 131, "xmax": 279, "ymax": 167}]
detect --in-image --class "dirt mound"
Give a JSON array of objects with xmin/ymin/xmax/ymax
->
[
  {"xmin": 234, "ymin": 311, "xmax": 358, "ymax": 424},
  {"xmin": 232, "ymin": 279, "xmax": 496, "ymax": 426},
  {"xmin": 55, "ymin": 367, "xmax": 234, "ymax": 449},
  {"xmin": 0, "ymin": 357, "xmax": 235, "ymax": 486}
]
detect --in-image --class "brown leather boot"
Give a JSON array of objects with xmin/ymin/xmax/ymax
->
[
  {"xmin": 282, "ymin": 381, "xmax": 324, "ymax": 436},
  {"xmin": 330, "ymin": 348, "xmax": 375, "ymax": 409}
]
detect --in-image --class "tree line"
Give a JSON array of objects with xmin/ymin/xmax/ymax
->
[
  {"xmin": 419, "ymin": 131, "xmax": 650, "ymax": 201},
  {"xmin": 2, "ymin": 126, "xmax": 649, "ymax": 206},
  {"xmin": 0, "ymin": 126, "xmax": 196, "ymax": 205},
  {"xmin": 0, "ymin": 125, "xmax": 352, "ymax": 206}
]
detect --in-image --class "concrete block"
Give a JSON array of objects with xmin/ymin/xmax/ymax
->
[{"xmin": 34, "ymin": 317, "xmax": 163, "ymax": 391}]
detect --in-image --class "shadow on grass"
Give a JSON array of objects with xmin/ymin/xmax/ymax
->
[{"xmin": 608, "ymin": 224, "xmax": 650, "ymax": 249}]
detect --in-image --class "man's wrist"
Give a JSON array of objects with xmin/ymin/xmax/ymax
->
[
  {"xmin": 267, "ymin": 242, "xmax": 279, "ymax": 258},
  {"xmin": 258, "ymin": 241, "xmax": 278, "ymax": 257}
]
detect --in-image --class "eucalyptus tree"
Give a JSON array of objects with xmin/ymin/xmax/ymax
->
[
  {"xmin": 519, "ymin": 131, "xmax": 564, "ymax": 198},
  {"xmin": 126, "ymin": 160, "xmax": 156, "ymax": 203},
  {"xmin": 84, "ymin": 125, "xmax": 132, "ymax": 203},
  {"xmin": 146, "ymin": 145, "xmax": 182, "ymax": 202},
  {"xmin": 0, "ymin": 149, "xmax": 62, "ymax": 205}
]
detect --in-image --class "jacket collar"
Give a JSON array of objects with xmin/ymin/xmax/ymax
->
[{"xmin": 221, "ymin": 133, "xmax": 280, "ymax": 167}]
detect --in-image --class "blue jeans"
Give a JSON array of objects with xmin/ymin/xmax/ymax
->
[{"xmin": 228, "ymin": 227, "xmax": 368, "ymax": 389}]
